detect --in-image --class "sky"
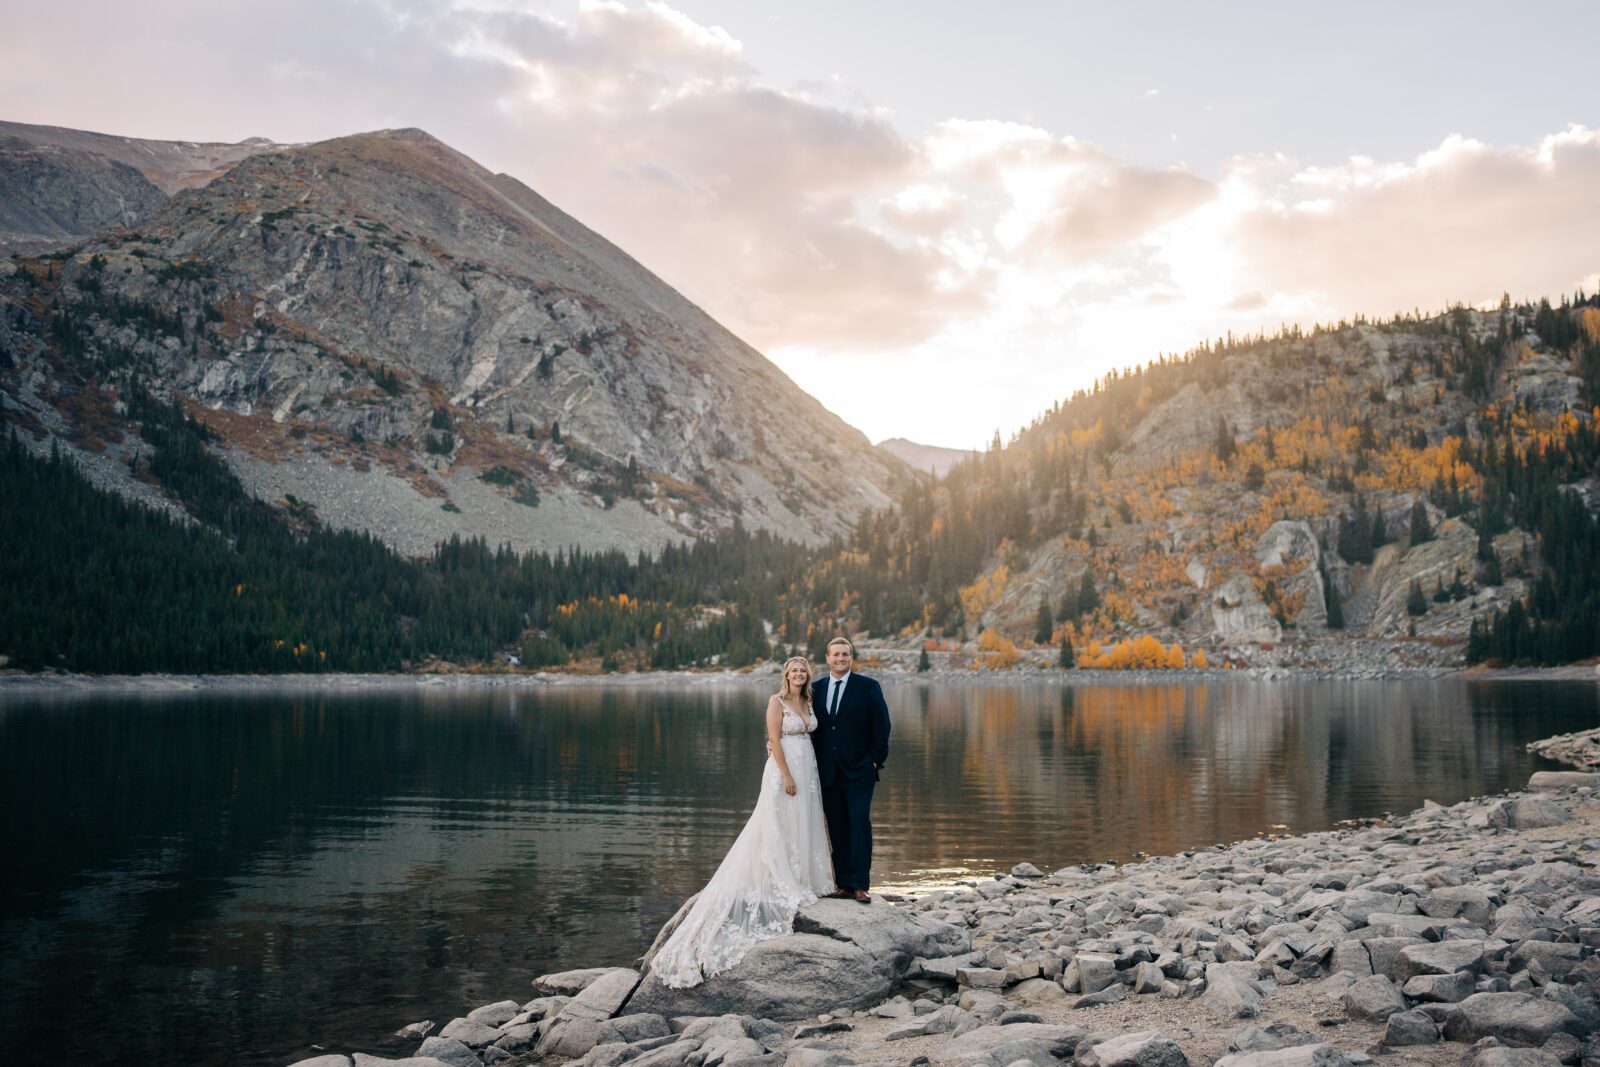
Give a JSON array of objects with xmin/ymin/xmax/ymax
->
[{"xmin": 4, "ymin": 1, "xmax": 1599, "ymax": 449}]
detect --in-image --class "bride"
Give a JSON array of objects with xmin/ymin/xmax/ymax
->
[{"xmin": 649, "ymin": 657, "xmax": 835, "ymax": 988}]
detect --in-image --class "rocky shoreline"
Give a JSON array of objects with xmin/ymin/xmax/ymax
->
[
  {"xmin": 287, "ymin": 760, "xmax": 1600, "ymax": 1067},
  {"xmin": 3, "ymin": 662, "xmax": 1597, "ymax": 695}
]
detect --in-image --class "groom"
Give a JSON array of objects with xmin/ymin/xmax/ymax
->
[{"xmin": 811, "ymin": 637, "xmax": 891, "ymax": 904}]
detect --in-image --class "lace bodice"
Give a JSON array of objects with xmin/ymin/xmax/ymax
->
[{"xmin": 778, "ymin": 699, "xmax": 816, "ymax": 736}]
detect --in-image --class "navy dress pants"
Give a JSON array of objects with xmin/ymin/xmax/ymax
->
[{"xmin": 821, "ymin": 776, "xmax": 874, "ymax": 891}]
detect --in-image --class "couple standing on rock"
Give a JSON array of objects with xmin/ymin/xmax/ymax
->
[{"xmin": 649, "ymin": 637, "xmax": 892, "ymax": 989}]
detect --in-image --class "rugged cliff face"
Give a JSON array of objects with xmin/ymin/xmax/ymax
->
[{"xmin": 0, "ymin": 124, "xmax": 902, "ymax": 554}]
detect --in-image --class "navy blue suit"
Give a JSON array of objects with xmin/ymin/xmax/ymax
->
[{"xmin": 811, "ymin": 672, "xmax": 890, "ymax": 891}]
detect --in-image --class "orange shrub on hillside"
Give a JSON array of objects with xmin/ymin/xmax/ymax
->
[
  {"xmin": 1078, "ymin": 634, "xmax": 1191, "ymax": 670},
  {"xmin": 972, "ymin": 630, "xmax": 1021, "ymax": 669}
]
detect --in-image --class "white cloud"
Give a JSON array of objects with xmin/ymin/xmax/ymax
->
[{"xmin": 3, "ymin": 2, "xmax": 1596, "ymax": 447}]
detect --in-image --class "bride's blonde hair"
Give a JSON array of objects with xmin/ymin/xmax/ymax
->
[{"xmin": 779, "ymin": 656, "xmax": 813, "ymax": 702}]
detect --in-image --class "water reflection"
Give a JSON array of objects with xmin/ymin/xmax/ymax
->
[{"xmin": 0, "ymin": 679, "xmax": 1592, "ymax": 1067}]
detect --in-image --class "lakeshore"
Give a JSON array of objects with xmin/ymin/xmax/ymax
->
[
  {"xmin": 2, "ymin": 661, "xmax": 1597, "ymax": 696},
  {"xmin": 281, "ymin": 726, "xmax": 1600, "ymax": 1067}
]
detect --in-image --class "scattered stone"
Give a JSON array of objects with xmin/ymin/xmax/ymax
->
[
  {"xmin": 1226, "ymin": 1023, "xmax": 1317, "ymax": 1053},
  {"xmin": 886, "ymin": 1006, "xmax": 978, "ymax": 1041},
  {"xmin": 437, "ymin": 1017, "xmax": 502, "ymax": 1049},
  {"xmin": 1204, "ymin": 962, "xmax": 1265, "ymax": 1019},
  {"xmin": 928, "ymin": 1022, "xmax": 1085, "ymax": 1067},
  {"xmin": 1012, "ymin": 863, "xmax": 1044, "ymax": 878},
  {"xmin": 1393, "ymin": 940, "xmax": 1485, "ymax": 981},
  {"xmin": 535, "ymin": 967, "xmax": 621, "ymax": 996},
  {"xmin": 1401, "ymin": 971, "xmax": 1475, "ymax": 1003},
  {"xmin": 394, "ymin": 1021, "xmax": 435, "ymax": 1041},
  {"xmin": 1213, "ymin": 1043, "xmax": 1354, "ymax": 1067},
  {"xmin": 1382, "ymin": 1010, "xmax": 1440, "ymax": 1047},
  {"xmin": 467, "ymin": 1000, "xmax": 521, "ymax": 1028},
  {"xmin": 1469, "ymin": 1050, "xmax": 1564, "ymax": 1067},
  {"xmin": 416, "ymin": 1037, "xmax": 479, "ymax": 1067},
  {"xmin": 1076, "ymin": 1029, "xmax": 1189, "ymax": 1067},
  {"xmin": 1342, "ymin": 976, "xmax": 1407, "ymax": 1022},
  {"xmin": 288, "ymin": 1057, "xmax": 351, "ymax": 1067},
  {"xmin": 1074, "ymin": 984, "xmax": 1127, "ymax": 1008},
  {"xmin": 1443, "ymin": 992, "xmax": 1583, "ymax": 1047}
]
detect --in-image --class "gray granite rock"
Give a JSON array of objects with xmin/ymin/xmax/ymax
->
[
  {"xmin": 1469, "ymin": 1049, "xmax": 1564, "ymax": 1067},
  {"xmin": 1075, "ymin": 984, "xmax": 1128, "ymax": 1008},
  {"xmin": 1212, "ymin": 1043, "xmax": 1354, "ymax": 1067},
  {"xmin": 1203, "ymin": 963, "xmax": 1265, "ymax": 1019},
  {"xmin": 416, "ymin": 1037, "xmax": 479, "ymax": 1067},
  {"xmin": 1443, "ymin": 993, "xmax": 1582, "ymax": 1047},
  {"xmin": 1402, "ymin": 971, "xmax": 1476, "ymax": 1003},
  {"xmin": 1224, "ymin": 1022, "xmax": 1316, "ymax": 1054},
  {"xmin": 886, "ymin": 1005, "xmax": 979, "ymax": 1041},
  {"xmin": 536, "ymin": 967, "xmax": 623, "ymax": 996},
  {"xmin": 288, "ymin": 1057, "xmax": 351, "ymax": 1067},
  {"xmin": 632, "ymin": 901, "xmax": 966, "ymax": 1021},
  {"xmin": 1076, "ymin": 1029, "xmax": 1189, "ymax": 1067},
  {"xmin": 928, "ymin": 1022, "xmax": 1086, "ymax": 1067},
  {"xmin": 1394, "ymin": 940, "xmax": 1486, "ymax": 981},
  {"xmin": 597, "ymin": 1014, "xmax": 673, "ymax": 1044},
  {"xmin": 438, "ymin": 1017, "xmax": 502, "ymax": 1049},
  {"xmin": 1342, "ymin": 975, "xmax": 1407, "ymax": 1022},
  {"xmin": 468, "ymin": 1000, "xmax": 522, "ymax": 1027},
  {"xmin": 1067, "ymin": 953, "xmax": 1119, "ymax": 995},
  {"xmin": 1383, "ymin": 1010, "xmax": 1440, "ymax": 1046}
]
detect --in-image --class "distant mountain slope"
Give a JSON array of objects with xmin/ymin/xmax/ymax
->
[
  {"xmin": 811, "ymin": 302, "xmax": 1600, "ymax": 666},
  {"xmin": 0, "ymin": 123, "xmax": 903, "ymax": 555},
  {"xmin": 0, "ymin": 119, "xmax": 278, "ymax": 193},
  {"xmin": 0, "ymin": 135, "xmax": 168, "ymax": 255},
  {"xmin": 877, "ymin": 437, "xmax": 973, "ymax": 478}
]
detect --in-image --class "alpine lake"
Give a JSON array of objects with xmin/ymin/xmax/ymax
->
[{"xmin": 1, "ymin": 675, "xmax": 1595, "ymax": 1066}]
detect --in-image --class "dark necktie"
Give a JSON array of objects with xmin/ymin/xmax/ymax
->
[{"xmin": 828, "ymin": 681, "xmax": 842, "ymax": 717}]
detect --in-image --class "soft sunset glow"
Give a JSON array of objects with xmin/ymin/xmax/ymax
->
[{"xmin": 3, "ymin": 1, "xmax": 1596, "ymax": 447}]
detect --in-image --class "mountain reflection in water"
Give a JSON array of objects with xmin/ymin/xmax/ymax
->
[{"xmin": 0, "ymin": 678, "xmax": 1592, "ymax": 1067}]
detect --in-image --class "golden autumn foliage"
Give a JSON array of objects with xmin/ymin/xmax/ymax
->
[
  {"xmin": 1077, "ymin": 633, "xmax": 1191, "ymax": 670},
  {"xmin": 972, "ymin": 629, "xmax": 1021, "ymax": 669},
  {"xmin": 1191, "ymin": 649, "xmax": 1209, "ymax": 669},
  {"xmin": 1581, "ymin": 307, "xmax": 1600, "ymax": 344},
  {"xmin": 958, "ymin": 565, "xmax": 1009, "ymax": 619}
]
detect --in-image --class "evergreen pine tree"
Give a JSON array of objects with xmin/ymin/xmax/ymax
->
[
  {"xmin": 1338, "ymin": 497, "xmax": 1374, "ymax": 564},
  {"xmin": 1371, "ymin": 508, "xmax": 1388, "ymax": 549},
  {"xmin": 917, "ymin": 646, "xmax": 930, "ymax": 672},
  {"xmin": 1409, "ymin": 498, "xmax": 1434, "ymax": 546},
  {"xmin": 1058, "ymin": 638, "xmax": 1075, "ymax": 669},
  {"xmin": 1406, "ymin": 580, "xmax": 1428, "ymax": 617},
  {"xmin": 1321, "ymin": 562, "xmax": 1345, "ymax": 630},
  {"xmin": 1034, "ymin": 596, "xmax": 1053, "ymax": 644},
  {"xmin": 1214, "ymin": 416, "xmax": 1236, "ymax": 465},
  {"xmin": 1077, "ymin": 569, "xmax": 1099, "ymax": 615}
]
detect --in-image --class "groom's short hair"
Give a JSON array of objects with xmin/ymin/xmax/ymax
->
[{"xmin": 826, "ymin": 636, "xmax": 855, "ymax": 655}]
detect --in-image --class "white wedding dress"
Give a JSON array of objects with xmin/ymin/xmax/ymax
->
[{"xmin": 650, "ymin": 699, "xmax": 835, "ymax": 988}]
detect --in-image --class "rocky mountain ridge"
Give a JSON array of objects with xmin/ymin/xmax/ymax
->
[{"xmin": 0, "ymin": 122, "xmax": 902, "ymax": 555}]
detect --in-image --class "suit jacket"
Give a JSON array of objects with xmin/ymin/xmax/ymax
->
[{"xmin": 811, "ymin": 672, "xmax": 890, "ymax": 789}]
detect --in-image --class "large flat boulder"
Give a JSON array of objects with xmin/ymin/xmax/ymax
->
[
  {"xmin": 927, "ymin": 1022, "xmax": 1085, "ymax": 1066},
  {"xmin": 629, "ymin": 900, "xmax": 968, "ymax": 1020},
  {"xmin": 1441, "ymin": 992, "xmax": 1582, "ymax": 1047}
]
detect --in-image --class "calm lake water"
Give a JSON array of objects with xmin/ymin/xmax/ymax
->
[{"xmin": 0, "ymin": 677, "xmax": 1594, "ymax": 1066}]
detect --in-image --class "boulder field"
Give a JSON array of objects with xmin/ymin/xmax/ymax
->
[{"xmin": 294, "ymin": 775, "xmax": 1600, "ymax": 1067}]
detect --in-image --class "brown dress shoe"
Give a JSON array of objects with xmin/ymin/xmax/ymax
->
[
  {"xmin": 826, "ymin": 888, "xmax": 853, "ymax": 899},
  {"xmin": 852, "ymin": 890, "xmax": 872, "ymax": 904}
]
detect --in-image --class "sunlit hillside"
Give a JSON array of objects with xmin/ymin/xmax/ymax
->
[{"xmin": 809, "ymin": 297, "xmax": 1600, "ymax": 668}]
